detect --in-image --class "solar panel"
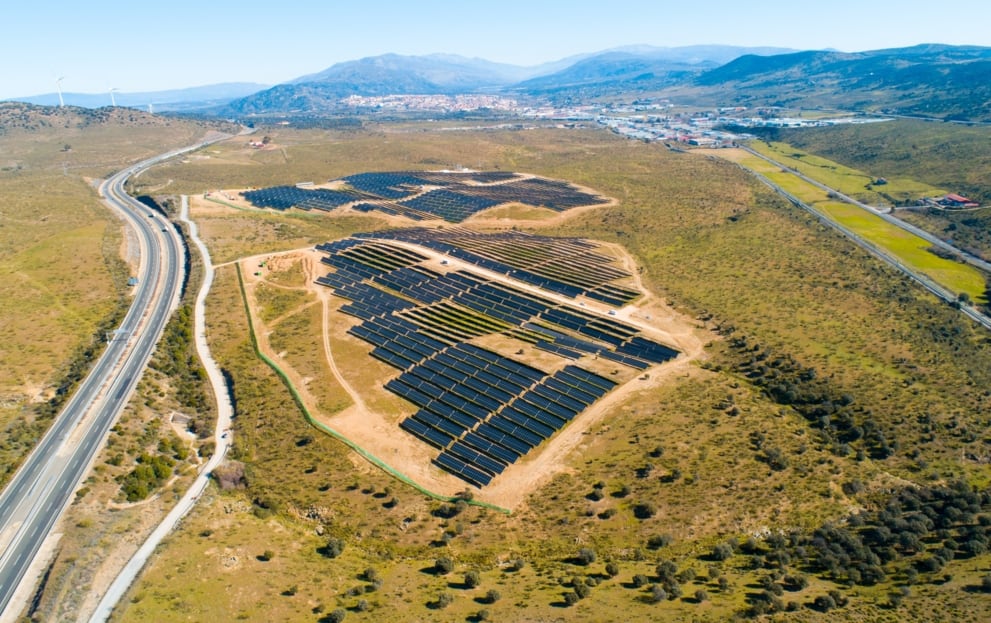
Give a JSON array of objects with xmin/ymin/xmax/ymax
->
[
  {"xmin": 400, "ymin": 417, "xmax": 453, "ymax": 450},
  {"xmin": 463, "ymin": 432, "xmax": 521, "ymax": 463},
  {"xmin": 434, "ymin": 452, "xmax": 492, "ymax": 487},
  {"xmin": 448, "ymin": 441, "xmax": 506, "ymax": 475}
]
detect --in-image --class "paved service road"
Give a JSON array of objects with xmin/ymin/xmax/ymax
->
[
  {"xmin": 0, "ymin": 135, "xmax": 230, "ymax": 620},
  {"xmin": 88, "ymin": 196, "xmax": 235, "ymax": 622}
]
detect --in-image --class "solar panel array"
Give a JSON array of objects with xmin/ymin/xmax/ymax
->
[
  {"xmin": 242, "ymin": 186, "xmax": 361, "ymax": 211},
  {"xmin": 314, "ymin": 231, "xmax": 679, "ymax": 488},
  {"xmin": 399, "ymin": 189, "xmax": 501, "ymax": 222},
  {"xmin": 241, "ymin": 170, "xmax": 608, "ymax": 224},
  {"xmin": 454, "ymin": 176, "xmax": 605, "ymax": 211},
  {"xmin": 359, "ymin": 228, "xmax": 641, "ymax": 306}
]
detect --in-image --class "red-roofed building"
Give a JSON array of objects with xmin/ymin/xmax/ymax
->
[{"xmin": 938, "ymin": 193, "xmax": 979, "ymax": 208}]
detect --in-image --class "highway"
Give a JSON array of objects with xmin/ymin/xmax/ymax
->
[{"xmin": 0, "ymin": 135, "xmax": 231, "ymax": 620}]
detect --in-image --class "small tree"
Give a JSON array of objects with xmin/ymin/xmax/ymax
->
[
  {"xmin": 649, "ymin": 585, "xmax": 667, "ymax": 603},
  {"xmin": 435, "ymin": 556, "xmax": 454, "ymax": 575},
  {"xmin": 712, "ymin": 542, "xmax": 735, "ymax": 561},
  {"xmin": 633, "ymin": 502, "xmax": 656, "ymax": 519},
  {"xmin": 605, "ymin": 562, "xmax": 620, "ymax": 577},
  {"xmin": 632, "ymin": 574, "xmax": 649, "ymax": 588},
  {"xmin": 323, "ymin": 538, "xmax": 344, "ymax": 559},
  {"xmin": 464, "ymin": 570, "xmax": 481, "ymax": 588},
  {"xmin": 576, "ymin": 547, "xmax": 597, "ymax": 566},
  {"xmin": 484, "ymin": 588, "xmax": 501, "ymax": 604},
  {"xmin": 647, "ymin": 534, "xmax": 673, "ymax": 550},
  {"xmin": 325, "ymin": 608, "xmax": 346, "ymax": 623},
  {"xmin": 694, "ymin": 589, "xmax": 708, "ymax": 602},
  {"xmin": 813, "ymin": 594, "xmax": 836, "ymax": 612}
]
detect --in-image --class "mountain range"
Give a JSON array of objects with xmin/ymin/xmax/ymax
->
[
  {"xmin": 685, "ymin": 44, "xmax": 991, "ymax": 120},
  {"xmin": 6, "ymin": 44, "xmax": 990, "ymax": 121}
]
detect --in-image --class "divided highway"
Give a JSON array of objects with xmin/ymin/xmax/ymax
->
[{"xmin": 0, "ymin": 135, "xmax": 230, "ymax": 619}]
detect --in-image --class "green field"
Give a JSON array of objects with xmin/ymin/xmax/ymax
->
[
  {"xmin": 718, "ymin": 148, "xmax": 987, "ymax": 302},
  {"xmin": 749, "ymin": 140, "xmax": 946, "ymax": 206},
  {"xmin": 744, "ymin": 120, "xmax": 991, "ymax": 259},
  {"xmin": 817, "ymin": 201, "xmax": 987, "ymax": 299}
]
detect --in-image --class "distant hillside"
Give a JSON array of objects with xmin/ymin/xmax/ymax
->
[
  {"xmin": 228, "ymin": 54, "xmax": 535, "ymax": 114},
  {"xmin": 8, "ymin": 83, "xmax": 269, "ymax": 111},
  {"xmin": 226, "ymin": 46, "xmax": 796, "ymax": 114},
  {"xmin": 514, "ymin": 45, "xmax": 796, "ymax": 98},
  {"xmin": 690, "ymin": 44, "xmax": 991, "ymax": 120}
]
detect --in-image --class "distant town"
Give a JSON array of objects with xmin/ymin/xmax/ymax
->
[{"xmin": 325, "ymin": 93, "xmax": 892, "ymax": 148}]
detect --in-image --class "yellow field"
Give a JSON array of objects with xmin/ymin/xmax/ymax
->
[
  {"xmin": 713, "ymin": 148, "xmax": 986, "ymax": 301},
  {"xmin": 749, "ymin": 140, "xmax": 946, "ymax": 205}
]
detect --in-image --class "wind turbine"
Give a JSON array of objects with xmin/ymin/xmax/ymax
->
[
  {"xmin": 147, "ymin": 102, "xmax": 154, "ymax": 115},
  {"xmin": 109, "ymin": 88, "xmax": 119, "ymax": 107},
  {"xmin": 55, "ymin": 76, "xmax": 65, "ymax": 107}
]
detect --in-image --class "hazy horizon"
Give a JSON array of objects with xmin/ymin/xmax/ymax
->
[{"xmin": 3, "ymin": 0, "xmax": 989, "ymax": 100}]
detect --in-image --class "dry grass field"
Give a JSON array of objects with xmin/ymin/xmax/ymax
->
[{"xmin": 98, "ymin": 122, "xmax": 991, "ymax": 622}]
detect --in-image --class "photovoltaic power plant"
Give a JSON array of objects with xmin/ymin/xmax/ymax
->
[
  {"xmin": 315, "ymin": 229, "xmax": 679, "ymax": 488},
  {"xmin": 242, "ymin": 170, "xmax": 608, "ymax": 223}
]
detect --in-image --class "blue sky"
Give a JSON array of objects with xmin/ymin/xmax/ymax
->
[{"xmin": 2, "ymin": 0, "xmax": 989, "ymax": 99}]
